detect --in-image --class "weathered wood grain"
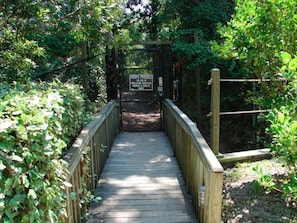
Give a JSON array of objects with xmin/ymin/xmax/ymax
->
[
  {"xmin": 87, "ymin": 132, "xmax": 198, "ymax": 223},
  {"xmin": 64, "ymin": 100, "xmax": 120, "ymax": 223},
  {"xmin": 164, "ymin": 99, "xmax": 224, "ymax": 223}
]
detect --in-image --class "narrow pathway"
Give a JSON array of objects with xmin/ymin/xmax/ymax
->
[{"xmin": 87, "ymin": 132, "xmax": 198, "ymax": 223}]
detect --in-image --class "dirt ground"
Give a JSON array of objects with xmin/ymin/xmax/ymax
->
[
  {"xmin": 120, "ymin": 91, "xmax": 161, "ymax": 131},
  {"xmin": 222, "ymin": 159, "xmax": 297, "ymax": 223}
]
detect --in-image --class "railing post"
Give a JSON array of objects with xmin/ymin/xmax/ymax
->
[{"xmin": 210, "ymin": 68, "xmax": 220, "ymax": 155}]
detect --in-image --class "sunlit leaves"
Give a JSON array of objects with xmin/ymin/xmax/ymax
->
[
  {"xmin": 0, "ymin": 0, "xmax": 123, "ymax": 83},
  {"xmin": 0, "ymin": 161, "xmax": 5, "ymax": 171},
  {"xmin": 0, "ymin": 80, "xmax": 91, "ymax": 222},
  {"xmin": 267, "ymin": 107, "xmax": 297, "ymax": 201},
  {"xmin": 217, "ymin": 0, "xmax": 297, "ymax": 79},
  {"xmin": 217, "ymin": 0, "xmax": 297, "ymax": 202}
]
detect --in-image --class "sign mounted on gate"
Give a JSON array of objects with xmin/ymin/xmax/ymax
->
[{"xmin": 129, "ymin": 74, "xmax": 153, "ymax": 91}]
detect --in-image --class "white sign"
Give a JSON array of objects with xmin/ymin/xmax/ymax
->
[{"xmin": 129, "ymin": 74, "xmax": 153, "ymax": 91}]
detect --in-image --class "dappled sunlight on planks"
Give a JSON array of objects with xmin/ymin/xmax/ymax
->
[
  {"xmin": 149, "ymin": 155, "xmax": 172, "ymax": 163},
  {"xmin": 87, "ymin": 132, "xmax": 197, "ymax": 223},
  {"xmin": 100, "ymin": 175, "xmax": 180, "ymax": 188}
]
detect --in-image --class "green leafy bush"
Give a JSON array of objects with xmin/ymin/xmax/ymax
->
[
  {"xmin": 0, "ymin": 80, "xmax": 92, "ymax": 222},
  {"xmin": 251, "ymin": 54, "xmax": 297, "ymax": 204},
  {"xmin": 263, "ymin": 53, "xmax": 297, "ymax": 202},
  {"xmin": 216, "ymin": 0, "xmax": 297, "ymax": 202}
]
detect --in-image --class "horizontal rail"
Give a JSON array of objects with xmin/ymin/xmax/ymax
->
[
  {"xmin": 63, "ymin": 100, "xmax": 120, "ymax": 223},
  {"xmin": 208, "ymin": 68, "xmax": 282, "ymax": 154},
  {"xmin": 208, "ymin": 78, "xmax": 286, "ymax": 85},
  {"xmin": 207, "ymin": 109, "xmax": 271, "ymax": 117},
  {"xmin": 163, "ymin": 99, "xmax": 223, "ymax": 223},
  {"xmin": 220, "ymin": 78, "xmax": 271, "ymax": 82}
]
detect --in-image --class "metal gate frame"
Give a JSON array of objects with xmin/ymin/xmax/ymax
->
[{"xmin": 117, "ymin": 41, "xmax": 173, "ymax": 131}]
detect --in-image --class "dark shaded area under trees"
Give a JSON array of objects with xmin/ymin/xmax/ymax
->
[{"xmin": 121, "ymin": 0, "xmax": 262, "ymax": 152}]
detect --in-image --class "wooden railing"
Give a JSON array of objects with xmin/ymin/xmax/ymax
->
[
  {"xmin": 163, "ymin": 99, "xmax": 224, "ymax": 223},
  {"xmin": 63, "ymin": 100, "xmax": 120, "ymax": 223},
  {"xmin": 209, "ymin": 68, "xmax": 272, "ymax": 157}
]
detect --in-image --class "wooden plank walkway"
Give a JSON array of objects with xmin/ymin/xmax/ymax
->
[{"xmin": 87, "ymin": 132, "xmax": 198, "ymax": 223}]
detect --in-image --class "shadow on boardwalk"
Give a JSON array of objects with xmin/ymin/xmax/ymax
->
[{"xmin": 87, "ymin": 132, "xmax": 198, "ymax": 223}]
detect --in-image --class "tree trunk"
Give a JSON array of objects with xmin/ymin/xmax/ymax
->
[
  {"xmin": 81, "ymin": 41, "xmax": 88, "ymax": 95},
  {"xmin": 194, "ymin": 32, "xmax": 202, "ymax": 127},
  {"xmin": 151, "ymin": 0, "xmax": 158, "ymax": 40},
  {"xmin": 195, "ymin": 66, "xmax": 202, "ymax": 127}
]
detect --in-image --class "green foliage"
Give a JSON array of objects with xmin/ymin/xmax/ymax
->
[
  {"xmin": 268, "ymin": 107, "xmax": 297, "ymax": 169},
  {"xmin": 216, "ymin": 0, "xmax": 296, "ymax": 78},
  {"xmin": 172, "ymin": 31, "xmax": 213, "ymax": 69},
  {"xmin": 79, "ymin": 146, "xmax": 102, "ymax": 221},
  {"xmin": 0, "ymin": 0, "xmax": 66, "ymax": 82},
  {"xmin": 74, "ymin": 0, "xmax": 123, "ymax": 42},
  {"xmin": 0, "ymin": 80, "xmax": 92, "ymax": 222},
  {"xmin": 253, "ymin": 164, "xmax": 297, "ymax": 204},
  {"xmin": 263, "ymin": 53, "xmax": 297, "ymax": 201},
  {"xmin": 123, "ymin": 0, "xmax": 159, "ymax": 41},
  {"xmin": 0, "ymin": 0, "xmax": 123, "ymax": 85},
  {"xmin": 253, "ymin": 165, "xmax": 277, "ymax": 194},
  {"xmin": 218, "ymin": 0, "xmax": 297, "ymax": 202},
  {"xmin": 0, "ymin": 36, "xmax": 45, "ymax": 83},
  {"xmin": 161, "ymin": 0, "xmax": 234, "ymax": 69},
  {"xmin": 112, "ymin": 29, "xmax": 133, "ymax": 50},
  {"xmin": 0, "ymin": 1, "xmax": 121, "ymax": 221},
  {"xmin": 214, "ymin": 0, "xmax": 297, "ymax": 112}
]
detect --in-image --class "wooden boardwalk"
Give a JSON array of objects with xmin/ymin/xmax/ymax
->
[{"xmin": 87, "ymin": 132, "xmax": 198, "ymax": 223}]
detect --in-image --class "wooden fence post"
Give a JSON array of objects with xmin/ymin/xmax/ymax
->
[{"xmin": 210, "ymin": 68, "xmax": 220, "ymax": 155}]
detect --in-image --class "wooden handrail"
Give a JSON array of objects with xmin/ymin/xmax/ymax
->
[
  {"xmin": 63, "ymin": 100, "xmax": 120, "ymax": 223},
  {"xmin": 207, "ymin": 109, "xmax": 271, "ymax": 117},
  {"xmin": 163, "ymin": 99, "xmax": 223, "ymax": 223},
  {"xmin": 164, "ymin": 100, "xmax": 222, "ymax": 172}
]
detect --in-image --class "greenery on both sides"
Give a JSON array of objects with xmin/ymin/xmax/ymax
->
[{"xmin": 1, "ymin": 0, "xmax": 297, "ymax": 221}]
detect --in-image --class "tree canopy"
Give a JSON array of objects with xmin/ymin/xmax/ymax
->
[{"xmin": 0, "ymin": 0, "xmax": 123, "ymax": 83}]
